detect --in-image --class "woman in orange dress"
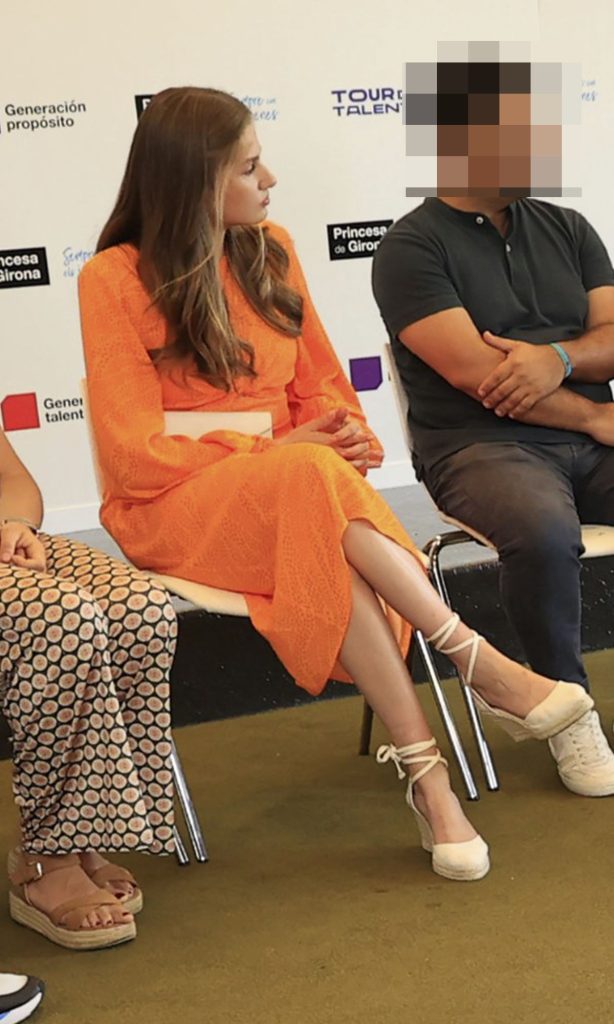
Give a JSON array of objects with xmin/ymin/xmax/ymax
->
[{"xmin": 78, "ymin": 87, "xmax": 599, "ymax": 884}]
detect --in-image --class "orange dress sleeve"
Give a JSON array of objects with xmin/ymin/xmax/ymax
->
[
  {"xmin": 269, "ymin": 225, "xmax": 383, "ymax": 456},
  {"xmin": 78, "ymin": 253, "xmax": 274, "ymax": 503}
]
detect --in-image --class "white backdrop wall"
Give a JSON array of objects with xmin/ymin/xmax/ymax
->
[{"xmin": 1, "ymin": 0, "xmax": 612, "ymax": 532}]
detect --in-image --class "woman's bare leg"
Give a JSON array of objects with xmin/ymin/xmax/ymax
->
[
  {"xmin": 340, "ymin": 568, "xmax": 477, "ymax": 845},
  {"xmin": 343, "ymin": 521, "xmax": 557, "ymax": 717}
]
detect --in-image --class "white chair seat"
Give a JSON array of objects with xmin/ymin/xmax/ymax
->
[
  {"xmin": 151, "ymin": 574, "xmax": 249, "ymax": 617},
  {"xmin": 579, "ymin": 525, "xmax": 614, "ymax": 559},
  {"xmin": 438, "ymin": 515, "xmax": 614, "ymax": 561}
]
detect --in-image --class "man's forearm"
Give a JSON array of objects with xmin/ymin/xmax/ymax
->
[
  {"xmin": 511, "ymin": 385, "xmax": 597, "ymax": 435},
  {"xmin": 561, "ymin": 324, "xmax": 614, "ymax": 383}
]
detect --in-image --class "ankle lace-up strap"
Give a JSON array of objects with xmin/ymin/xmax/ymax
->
[
  {"xmin": 427, "ymin": 613, "xmax": 482, "ymax": 686},
  {"xmin": 376, "ymin": 738, "xmax": 447, "ymax": 784}
]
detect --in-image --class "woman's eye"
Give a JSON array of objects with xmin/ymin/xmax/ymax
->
[{"xmin": 244, "ymin": 162, "xmax": 258, "ymax": 175}]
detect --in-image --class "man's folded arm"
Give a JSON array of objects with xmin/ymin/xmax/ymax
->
[{"xmin": 398, "ymin": 307, "xmax": 614, "ymax": 443}]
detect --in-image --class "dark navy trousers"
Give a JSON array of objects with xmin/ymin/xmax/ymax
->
[{"xmin": 423, "ymin": 441, "xmax": 614, "ymax": 688}]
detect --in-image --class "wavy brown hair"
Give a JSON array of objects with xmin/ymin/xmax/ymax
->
[{"xmin": 97, "ymin": 86, "xmax": 303, "ymax": 389}]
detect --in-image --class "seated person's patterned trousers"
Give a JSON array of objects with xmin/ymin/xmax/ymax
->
[{"xmin": 0, "ymin": 535, "xmax": 177, "ymax": 856}]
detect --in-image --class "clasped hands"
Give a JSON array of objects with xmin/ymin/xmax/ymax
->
[
  {"xmin": 277, "ymin": 407, "xmax": 384, "ymax": 471},
  {"xmin": 0, "ymin": 522, "xmax": 47, "ymax": 572},
  {"xmin": 477, "ymin": 330, "xmax": 566, "ymax": 417}
]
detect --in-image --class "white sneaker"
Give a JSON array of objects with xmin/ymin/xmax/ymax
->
[
  {"xmin": 548, "ymin": 710, "xmax": 614, "ymax": 796},
  {"xmin": 0, "ymin": 974, "xmax": 44, "ymax": 1024}
]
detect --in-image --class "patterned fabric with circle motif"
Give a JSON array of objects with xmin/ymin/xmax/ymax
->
[{"xmin": 0, "ymin": 534, "xmax": 177, "ymax": 856}]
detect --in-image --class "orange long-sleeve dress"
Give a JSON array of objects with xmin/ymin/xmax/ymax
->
[{"xmin": 78, "ymin": 222, "xmax": 420, "ymax": 695}]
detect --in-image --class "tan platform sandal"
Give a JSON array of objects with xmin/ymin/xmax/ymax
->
[
  {"xmin": 8, "ymin": 849, "xmax": 136, "ymax": 951},
  {"xmin": 82, "ymin": 861, "xmax": 143, "ymax": 915}
]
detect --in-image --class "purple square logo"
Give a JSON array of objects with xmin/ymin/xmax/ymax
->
[{"xmin": 349, "ymin": 356, "xmax": 383, "ymax": 392}]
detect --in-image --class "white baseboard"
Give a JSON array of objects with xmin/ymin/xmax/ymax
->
[
  {"xmin": 368, "ymin": 457, "xmax": 416, "ymax": 491},
  {"xmin": 42, "ymin": 503, "xmax": 102, "ymax": 535}
]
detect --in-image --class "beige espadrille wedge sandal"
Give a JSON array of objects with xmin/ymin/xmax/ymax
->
[{"xmin": 376, "ymin": 738, "xmax": 490, "ymax": 881}]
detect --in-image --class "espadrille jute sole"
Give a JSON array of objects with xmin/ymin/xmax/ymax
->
[{"xmin": 8, "ymin": 891, "xmax": 136, "ymax": 951}]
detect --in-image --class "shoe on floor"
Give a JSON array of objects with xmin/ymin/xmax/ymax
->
[
  {"xmin": 0, "ymin": 973, "xmax": 44, "ymax": 1024},
  {"xmin": 548, "ymin": 710, "xmax": 614, "ymax": 796}
]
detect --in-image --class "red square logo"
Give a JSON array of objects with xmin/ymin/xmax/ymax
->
[{"xmin": 1, "ymin": 393, "xmax": 40, "ymax": 431}]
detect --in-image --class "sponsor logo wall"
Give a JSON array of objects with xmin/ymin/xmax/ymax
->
[
  {"xmin": 1, "ymin": 393, "xmax": 84, "ymax": 432},
  {"xmin": 327, "ymin": 221, "xmax": 393, "ymax": 260},
  {"xmin": 0, "ymin": 249, "xmax": 50, "ymax": 288},
  {"xmin": 1, "ymin": 0, "xmax": 610, "ymax": 532},
  {"xmin": 330, "ymin": 87, "xmax": 403, "ymax": 117},
  {"xmin": 1, "ymin": 100, "xmax": 87, "ymax": 136}
]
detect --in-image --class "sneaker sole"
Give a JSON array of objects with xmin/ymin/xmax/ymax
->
[
  {"xmin": 0, "ymin": 990, "xmax": 44, "ymax": 1024},
  {"xmin": 558, "ymin": 773, "xmax": 614, "ymax": 797}
]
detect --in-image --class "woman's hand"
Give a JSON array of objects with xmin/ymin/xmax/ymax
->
[
  {"xmin": 333, "ymin": 415, "xmax": 384, "ymax": 471},
  {"xmin": 0, "ymin": 522, "xmax": 47, "ymax": 572},
  {"xmin": 277, "ymin": 408, "xmax": 384, "ymax": 471}
]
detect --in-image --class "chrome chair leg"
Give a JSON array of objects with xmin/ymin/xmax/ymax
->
[
  {"xmin": 414, "ymin": 628, "xmax": 479, "ymax": 801},
  {"xmin": 426, "ymin": 534, "xmax": 500, "ymax": 792},
  {"xmin": 173, "ymin": 825, "xmax": 190, "ymax": 866},
  {"xmin": 458, "ymin": 678, "xmax": 499, "ymax": 791},
  {"xmin": 171, "ymin": 739, "xmax": 209, "ymax": 863},
  {"xmin": 424, "ymin": 532, "xmax": 467, "ymax": 609}
]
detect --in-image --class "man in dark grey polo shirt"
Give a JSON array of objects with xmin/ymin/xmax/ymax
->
[
  {"xmin": 374, "ymin": 199, "xmax": 614, "ymax": 480},
  {"xmin": 372, "ymin": 54, "xmax": 614, "ymax": 795}
]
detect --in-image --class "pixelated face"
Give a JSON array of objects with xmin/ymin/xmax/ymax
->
[{"xmin": 404, "ymin": 42, "xmax": 578, "ymax": 199}]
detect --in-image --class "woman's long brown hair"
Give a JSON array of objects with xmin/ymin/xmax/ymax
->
[{"xmin": 97, "ymin": 86, "xmax": 303, "ymax": 390}]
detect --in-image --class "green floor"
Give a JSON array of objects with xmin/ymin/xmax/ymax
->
[{"xmin": 3, "ymin": 652, "xmax": 614, "ymax": 1024}]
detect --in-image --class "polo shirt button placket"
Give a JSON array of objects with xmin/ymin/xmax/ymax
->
[{"xmin": 475, "ymin": 216, "xmax": 484, "ymax": 225}]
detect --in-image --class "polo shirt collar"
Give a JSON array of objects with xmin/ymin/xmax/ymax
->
[{"xmin": 426, "ymin": 197, "xmax": 520, "ymax": 232}]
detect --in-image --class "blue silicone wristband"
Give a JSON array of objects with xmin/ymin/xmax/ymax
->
[{"xmin": 549, "ymin": 342, "xmax": 573, "ymax": 379}]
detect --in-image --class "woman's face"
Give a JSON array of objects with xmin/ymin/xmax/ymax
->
[{"xmin": 222, "ymin": 123, "xmax": 277, "ymax": 228}]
